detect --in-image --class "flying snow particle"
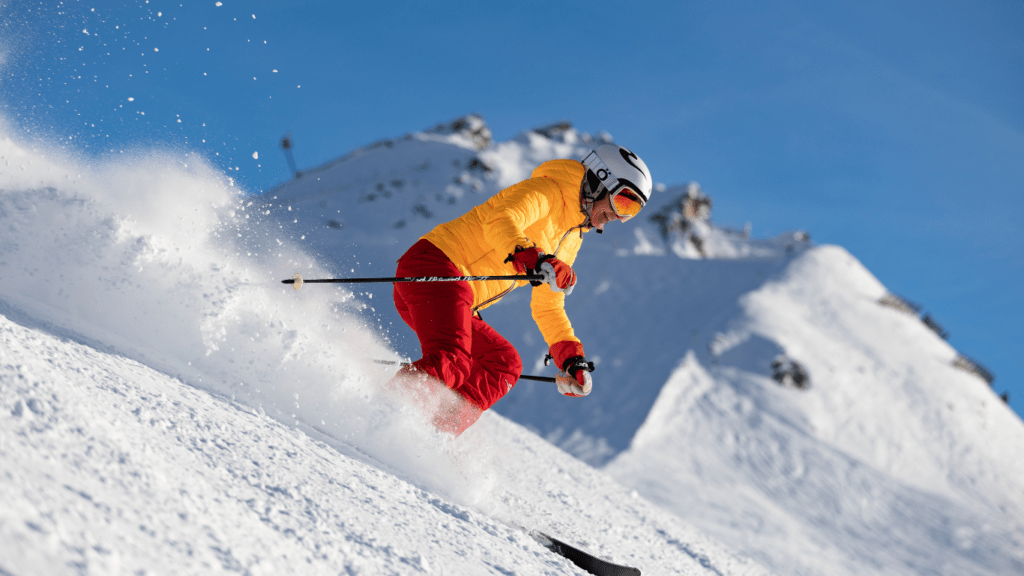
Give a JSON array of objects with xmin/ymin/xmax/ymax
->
[
  {"xmin": 128, "ymin": 97, "xmax": 134, "ymax": 101},
  {"xmin": 252, "ymin": 152, "xmax": 259, "ymax": 160},
  {"xmin": 215, "ymin": 1, "xmax": 222, "ymax": 6},
  {"xmin": 154, "ymin": 47, "xmax": 159, "ymax": 52},
  {"xmin": 82, "ymin": 29, "xmax": 90, "ymax": 35}
]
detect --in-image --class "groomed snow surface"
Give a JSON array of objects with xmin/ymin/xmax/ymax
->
[{"xmin": 2, "ymin": 117, "xmax": 1023, "ymax": 575}]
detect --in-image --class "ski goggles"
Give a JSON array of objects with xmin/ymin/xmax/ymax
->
[
  {"xmin": 582, "ymin": 150, "xmax": 646, "ymax": 221},
  {"xmin": 610, "ymin": 187, "xmax": 644, "ymax": 221}
]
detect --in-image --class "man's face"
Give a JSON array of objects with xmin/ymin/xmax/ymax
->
[{"xmin": 590, "ymin": 194, "xmax": 627, "ymax": 230}]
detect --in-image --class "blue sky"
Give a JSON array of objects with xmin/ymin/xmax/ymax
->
[{"xmin": 2, "ymin": 0, "xmax": 1022, "ymax": 417}]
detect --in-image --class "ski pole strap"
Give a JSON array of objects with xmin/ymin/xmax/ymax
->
[
  {"xmin": 373, "ymin": 359, "xmax": 556, "ymax": 384},
  {"xmin": 544, "ymin": 353, "xmax": 596, "ymax": 373},
  {"xmin": 283, "ymin": 272, "xmax": 544, "ymax": 289}
]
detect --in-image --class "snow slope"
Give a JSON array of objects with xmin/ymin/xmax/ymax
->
[
  {"xmin": 0, "ymin": 310, "xmax": 762, "ymax": 575},
  {"xmin": 608, "ymin": 245, "xmax": 1024, "ymax": 575},
  {"xmin": 0, "ymin": 123, "xmax": 766, "ymax": 574}
]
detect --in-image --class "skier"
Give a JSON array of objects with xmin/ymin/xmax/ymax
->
[{"xmin": 391, "ymin": 144, "xmax": 653, "ymax": 435}]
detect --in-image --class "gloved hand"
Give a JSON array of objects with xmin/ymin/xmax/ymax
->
[
  {"xmin": 556, "ymin": 357, "xmax": 593, "ymax": 397},
  {"xmin": 506, "ymin": 245, "xmax": 545, "ymax": 286},
  {"xmin": 549, "ymin": 341, "xmax": 594, "ymax": 397},
  {"xmin": 536, "ymin": 254, "xmax": 577, "ymax": 296}
]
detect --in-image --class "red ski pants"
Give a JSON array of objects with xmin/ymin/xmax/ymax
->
[{"xmin": 393, "ymin": 239, "xmax": 522, "ymax": 412}]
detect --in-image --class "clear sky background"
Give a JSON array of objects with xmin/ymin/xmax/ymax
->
[{"xmin": 2, "ymin": 0, "xmax": 1021, "ymax": 417}]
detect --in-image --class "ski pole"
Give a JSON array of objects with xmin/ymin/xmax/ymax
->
[
  {"xmin": 282, "ymin": 272, "xmax": 543, "ymax": 290},
  {"xmin": 374, "ymin": 359, "xmax": 556, "ymax": 384}
]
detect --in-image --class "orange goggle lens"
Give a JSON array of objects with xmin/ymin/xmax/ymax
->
[{"xmin": 611, "ymin": 188, "xmax": 644, "ymax": 220}]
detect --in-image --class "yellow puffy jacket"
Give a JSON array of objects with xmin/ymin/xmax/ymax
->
[{"xmin": 422, "ymin": 159, "xmax": 590, "ymax": 347}]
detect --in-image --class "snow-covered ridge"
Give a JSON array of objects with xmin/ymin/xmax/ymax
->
[{"xmin": 265, "ymin": 114, "xmax": 603, "ymax": 244}]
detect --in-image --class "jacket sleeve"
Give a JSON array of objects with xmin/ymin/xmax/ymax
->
[
  {"xmin": 483, "ymin": 175, "xmax": 580, "ymax": 345},
  {"xmin": 531, "ymin": 284, "xmax": 578, "ymax": 346},
  {"xmin": 480, "ymin": 177, "xmax": 556, "ymax": 254}
]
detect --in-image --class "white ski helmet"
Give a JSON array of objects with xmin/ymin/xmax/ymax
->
[{"xmin": 581, "ymin": 144, "xmax": 653, "ymax": 206}]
